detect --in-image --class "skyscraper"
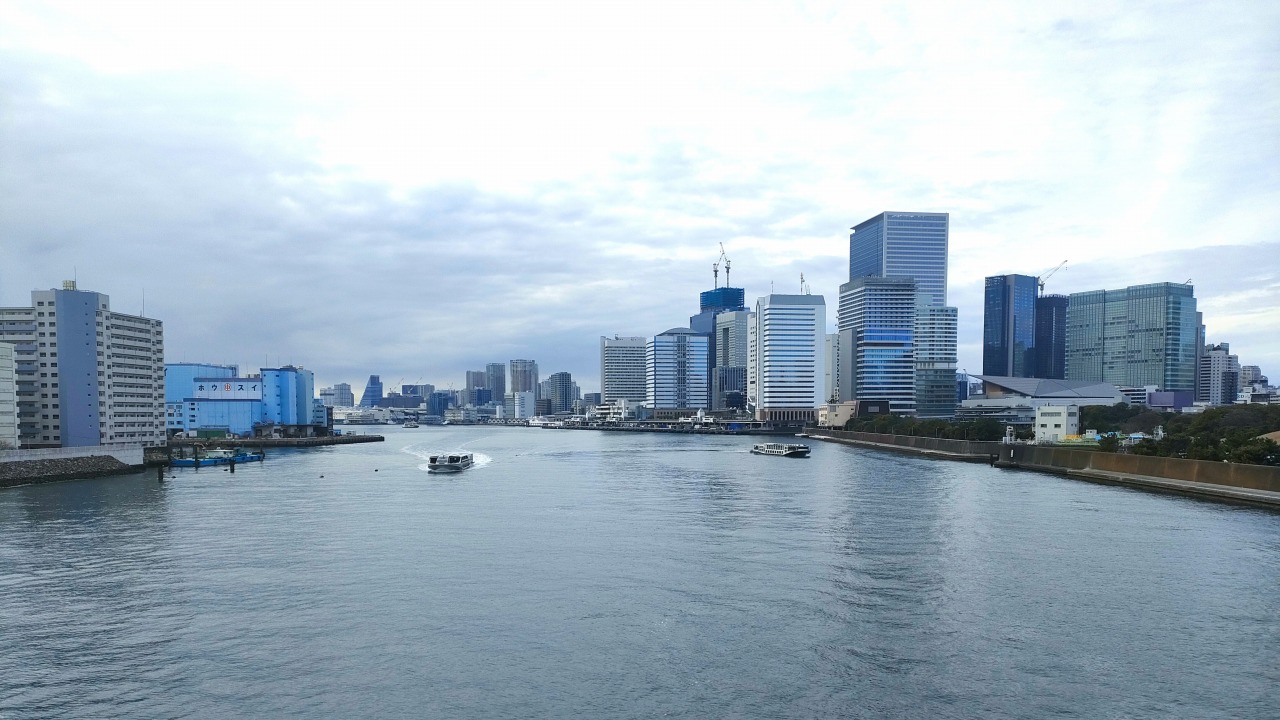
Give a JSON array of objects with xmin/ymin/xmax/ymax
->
[
  {"xmin": 509, "ymin": 359, "xmax": 539, "ymax": 396},
  {"xmin": 646, "ymin": 329, "xmax": 710, "ymax": 410},
  {"xmin": 983, "ymin": 274, "xmax": 1039, "ymax": 377},
  {"xmin": 600, "ymin": 336, "xmax": 647, "ymax": 403},
  {"xmin": 712, "ymin": 310, "xmax": 751, "ymax": 410},
  {"xmin": 847, "ymin": 211, "xmax": 956, "ymax": 416},
  {"xmin": 542, "ymin": 371, "xmax": 579, "ymax": 414},
  {"xmin": 753, "ymin": 294, "xmax": 826, "ymax": 423},
  {"xmin": 837, "ymin": 278, "xmax": 916, "ymax": 414},
  {"xmin": 1034, "ymin": 294, "xmax": 1068, "ymax": 380},
  {"xmin": 485, "ymin": 363, "xmax": 506, "ymax": 400},
  {"xmin": 332, "ymin": 383, "xmax": 356, "ymax": 407},
  {"xmin": 359, "ymin": 375, "xmax": 383, "ymax": 407},
  {"xmin": 849, "ymin": 212, "xmax": 949, "ymax": 306},
  {"xmin": 915, "ymin": 305, "xmax": 958, "ymax": 418},
  {"xmin": 1066, "ymin": 282, "xmax": 1199, "ymax": 391},
  {"xmin": 0, "ymin": 281, "xmax": 165, "ymax": 448}
]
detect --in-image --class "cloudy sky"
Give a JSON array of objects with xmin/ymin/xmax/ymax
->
[{"xmin": 2, "ymin": 0, "xmax": 1277, "ymax": 395}]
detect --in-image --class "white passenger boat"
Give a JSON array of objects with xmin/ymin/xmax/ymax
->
[
  {"xmin": 751, "ymin": 442, "xmax": 811, "ymax": 458},
  {"xmin": 402, "ymin": 421, "xmax": 420, "ymax": 428},
  {"xmin": 427, "ymin": 452, "xmax": 474, "ymax": 473}
]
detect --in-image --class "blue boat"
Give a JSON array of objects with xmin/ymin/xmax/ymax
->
[{"xmin": 171, "ymin": 448, "xmax": 265, "ymax": 467}]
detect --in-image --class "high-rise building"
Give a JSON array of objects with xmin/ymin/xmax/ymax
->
[
  {"xmin": 847, "ymin": 211, "xmax": 956, "ymax": 417},
  {"xmin": 746, "ymin": 311, "xmax": 758, "ymax": 411},
  {"xmin": 837, "ymin": 278, "xmax": 916, "ymax": 414},
  {"xmin": 0, "ymin": 342, "xmax": 17, "ymax": 449},
  {"xmin": 753, "ymin": 294, "xmax": 826, "ymax": 423},
  {"xmin": 1198, "ymin": 343, "xmax": 1240, "ymax": 405},
  {"xmin": 849, "ymin": 212, "xmax": 949, "ymax": 306},
  {"xmin": 915, "ymin": 305, "xmax": 958, "ymax": 418},
  {"xmin": 983, "ymin": 274, "xmax": 1039, "ymax": 377},
  {"xmin": 331, "ymin": 383, "xmax": 356, "ymax": 407},
  {"xmin": 711, "ymin": 310, "xmax": 750, "ymax": 410},
  {"xmin": 359, "ymin": 375, "xmax": 383, "ymax": 407},
  {"xmin": 1034, "ymin": 295, "xmax": 1068, "ymax": 380},
  {"xmin": 646, "ymin": 329, "xmax": 710, "ymax": 410},
  {"xmin": 465, "ymin": 370, "xmax": 487, "ymax": 392},
  {"xmin": 0, "ymin": 281, "xmax": 165, "ymax": 448},
  {"xmin": 600, "ymin": 336, "xmax": 647, "ymax": 403},
  {"xmin": 542, "ymin": 371, "xmax": 579, "ymax": 414},
  {"xmin": 1240, "ymin": 365, "xmax": 1268, "ymax": 389},
  {"xmin": 400, "ymin": 383, "xmax": 431, "ymax": 400},
  {"xmin": 509, "ymin": 359, "xmax": 539, "ymax": 396},
  {"xmin": 485, "ymin": 363, "xmax": 506, "ymax": 400},
  {"xmin": 1066, "ymin": 283, "xmax": 1199, "ymax": 391}
]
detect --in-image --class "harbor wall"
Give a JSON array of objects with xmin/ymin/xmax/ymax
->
[
  {"xmin": 997, "ymin": 445, "xmax": 1280, "ymax": 494},
  {"xmin": 806, "ymin": 429, "xmax": 1002, "ymax": 460}
]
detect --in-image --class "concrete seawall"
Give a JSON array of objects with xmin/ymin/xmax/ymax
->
[
  {"xmin": 804, "ymin": 428, "xmax": 1002, "ymax": 462},
  {"xmin": 170, "ymin": 435, "xmax": 384, "ymax": 448},
  {"xmin": 806, "ymin": 428, "xmax": 1280, "ymax": 509}
]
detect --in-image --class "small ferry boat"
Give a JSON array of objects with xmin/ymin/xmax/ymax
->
[
  {"xmin": 427, "ymin": 452, "xmax": 474, "ymax": 473},
  {"xmin": 751, "ymin": 442, "xmax": 811, "ymax": 458},
  {"xmin": 171, "ymin": 447, "xmax": 266, "ymax": 467},
  {"xmin": 402, "ymin": 421, "xmax": 420, "ymax": 428}
]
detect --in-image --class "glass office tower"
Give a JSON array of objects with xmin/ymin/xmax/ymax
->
[
  {"xmin": 983, "ymin": 274, "xmax": 1039, "ymax": 377},
  {"xmin": 849, "ymin": 212, "xmax": 949, "ymax": 306},
  {"xmin": 1066, "ymin": 282, "xmax": 1198, "ymax": 391}
]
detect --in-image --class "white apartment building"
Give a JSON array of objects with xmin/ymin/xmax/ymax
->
[
  {"xmin": 600, "ymin": 336, "xmax": 647, "ymax": 403},
  {"xmin": 0, "ymin": 281, "xmax": 165, "ymax": 448},
  {"xmin": 1198, "ymin": 343, "xmax": 1240, "ymax": 406},
  {"xmin": 753, "ymin": 294, "xmax": 826, "ymax": 423},
  {"xmin": 0, "ymin": 342, "xmax": 18, "ymax": 449}
]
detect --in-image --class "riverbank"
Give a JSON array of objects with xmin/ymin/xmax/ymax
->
[{"xmin": 805, "ymin": 428, "xmax": 1280, "ymax": 509}]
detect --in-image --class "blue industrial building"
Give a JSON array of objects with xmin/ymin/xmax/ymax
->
[{"xmin": 165, "ymin": 364, "xmax": 328, "ymax": 438}]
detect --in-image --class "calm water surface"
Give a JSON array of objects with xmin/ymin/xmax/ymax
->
[{"xmin": 2, "ymin": 427, "xmax": 1278, "ymax": 718}]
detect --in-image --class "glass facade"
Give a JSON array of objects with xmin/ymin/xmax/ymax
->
[
  {"xmin": 837, "ymin": 278, "xmax": 916, "ymax": 414},
  {"xmin": 753, "ymin": 295, "xmax": 825, "ymax": 420},
  {"xmin": 849, "ymin": 212, "xmax": 949, "ymax": 307},
  {"xmin": 982, "ymin": 274, "xmax": 1038, "ymax": 377},
  {"xmin": 1034, "ymin": 295, "xmax": 1068, "ymax": 380},
  {"xmin": 646, "ymin": 329, "xmax": 710, "ymax": 410},
  {"xmin": 359, "ymin": 375, "xmax": 383, "ymax": 407},
  {"xmin": 1065, "ymin": 283, "xmax": 1197, "ymax": 391}
]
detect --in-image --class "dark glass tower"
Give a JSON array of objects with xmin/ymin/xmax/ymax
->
[
  {"xmin": 1034, "ymin": 294, "xmax": 1068, "ymax": 380},
  {"xmin": 982, "ymin": 274, "xmax": 1038, "ymax": 377},
  {"xmin": 360, "ymin": 375, "xmax": 383, "ymax": 407}
]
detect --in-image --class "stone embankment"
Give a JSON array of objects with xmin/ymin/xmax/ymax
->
[
  {"xmin": 805, "ymin": 428, "xmax": 1280, "ymax": 509},
  {"xmin": 0, "ymin": 456, "xmax": 141, "ymax": 490}
]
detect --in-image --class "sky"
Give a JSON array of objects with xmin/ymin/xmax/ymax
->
[{"xmin": 1, "ymin": 0, "xmax": 1277, "ymax": 396}]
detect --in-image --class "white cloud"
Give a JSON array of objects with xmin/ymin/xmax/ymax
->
[{"xmin": 2, "ymin": 0, "xmax": 1278, "ymax": 389}]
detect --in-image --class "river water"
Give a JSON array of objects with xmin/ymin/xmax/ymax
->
[{"xmin": 1, "ymin": 427, "xmax": 1277, "ymax": 718}]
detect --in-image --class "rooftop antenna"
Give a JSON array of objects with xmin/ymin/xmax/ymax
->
[{"xmin": 800, "ymin": 272, "xmax": 806, "ymax": 294}]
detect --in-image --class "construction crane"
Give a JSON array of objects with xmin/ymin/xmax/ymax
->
[
  {"xmin": 712, "ymin": 242, "xmax": 732, "ymax": 288},
  {"xmin": 1037, "ymin": 260, "xmax": 1068, "ymax": 296}
]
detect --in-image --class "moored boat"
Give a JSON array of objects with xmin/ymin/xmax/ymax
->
[
  {"xmin": 750, "ymin": 442, "xmax": 811, "ymax": 458},
  {"xmin": 427, "ymin": 452, "xmax": 474, "ymax": 473},
  {"xmin": 171, "ymin": 447, "xmax": 266, "ymax": 467}
]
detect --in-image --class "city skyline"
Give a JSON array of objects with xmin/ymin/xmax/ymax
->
[{"xmin": 2, "ymin": 1, "xmax": 1277, "ymax": 392}]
